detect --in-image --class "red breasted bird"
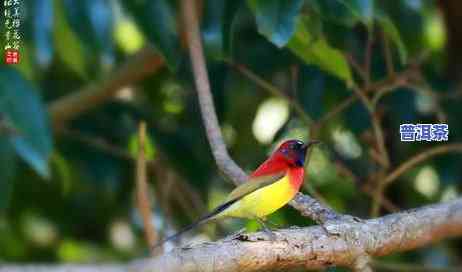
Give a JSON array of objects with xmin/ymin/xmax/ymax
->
[{"xmin": 155, "ymin": 139, "xmax": 319, "ymax": 247}]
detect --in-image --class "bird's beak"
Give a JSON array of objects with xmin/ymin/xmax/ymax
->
[{"xmin": 303, "ymin": 140, "xmax": 320, "ymax": 150}]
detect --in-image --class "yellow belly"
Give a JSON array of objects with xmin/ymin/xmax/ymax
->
[{"xmin": 220, "ymin": 175, "xmax": 296, "ymax": 219}]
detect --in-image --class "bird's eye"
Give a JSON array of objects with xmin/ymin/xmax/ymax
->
[{"xmin": 281, "ymin": 148, "xmax": 289, "ymax": 154}]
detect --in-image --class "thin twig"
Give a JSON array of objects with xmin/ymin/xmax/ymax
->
[
  {"xmin": 58, "ymin": 127, "xmax": 134, "ymax": 160},
  {"xmin": 136, "ymin": 122, "xmax": 158, "ymax": 255},
  {"xmin": 290, "ymin": 64, "xmax": 299, "ymax": 97},
  {"xmin": 334, "ymin": 161, "xmax": 399, "ymax": 212},
  {"xmin": 313, "ymin": 70, "xmax": 407, "ymax": 131},
  {"xmin": 347, "ymin": 34, "xmax": 397, "ymax": 216},
  {"xmin": 228, "ymin": 61, "xmax": 313, "ymax": 125},
  {"xmin": 371, "ymin": 80, "xmax": 406, "ymax": 107},
  {"xmin": 352, "ymin": 85, "xmax": 390, "ymax": 169},
  {"xmin": 364, "ymin": 30, "xmax": 374, "ymax": 87},
  {"xmin": 316, "ymin": 95, "xmax": 357, "ymax": 128},
  {"xmin": 382, "ymin": 143, "xmax": 462, "ymax": 188},
  {"xmin": 366, "ymin": 67, "xmax": 413, "ymax": 93},
  {"xmin": 346, "ymin": 53, "xmax": 369, "ymax": 83},
  {"xmin": 381, "ymin": 32, "xmax": 395, "ymax": 77},
  {"xmin": 370, "ymin": 172, "xmax": 387, "ymax": 217}
]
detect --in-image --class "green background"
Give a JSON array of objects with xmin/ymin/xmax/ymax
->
[{"xmin": 0, "ymin": 0, "xmax": 461, "ymax": 270}]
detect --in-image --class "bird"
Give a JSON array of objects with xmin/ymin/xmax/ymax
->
[{"xmin": 154, "ymin": 139, "xmax": 319, "ymax": 248}]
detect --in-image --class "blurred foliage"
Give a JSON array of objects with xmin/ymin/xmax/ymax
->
[{"xmin": 0, "ymin": 0, "xmax": 461, "ymax": 270}]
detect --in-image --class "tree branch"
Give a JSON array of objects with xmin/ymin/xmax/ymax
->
[
  {"xmin": 381, "ymin": 31, "xmax": 395, "ymax": 77},
  {"xmin": 48, "ymin": 46, "xmax": 164, "ymax": 128},
  {"xmin": 130, "ymin": 198, "xmax": 462, "ymax": 271},
  {"xmin": 136, "ymin": 122, "xmax": 158, "ymax": 255},
  {"xmin": 364, "ymin": 29, "xmax": 374, "ymax": 87},
  {"xmin": 382, "ymin": 143, "xmax": 462, "ymax": 188},
  {"xmin": 2, "ymin": 198, "xmax": 461, "ymax": 272}
]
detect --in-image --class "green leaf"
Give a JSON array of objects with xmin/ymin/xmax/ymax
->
[
  {"xmin": 0, "ymin": 68, "xmax": 53, "ymax": 178},
  {"xmin": 32, "ymin": 0, "xmax": 54, "ymax": 68},
  {"xmin": 202, "ymin": 0, "xmax": 225, "ymax": 59},
  {"xmin": 128, "ymin": 132, "xmax": 156, "ymax": 161},
  {"xmin": 15, "ymin": 44, "xmax": 36, "ymax": 81},
  {"xmin": 53, "ymin": 0, "xmax": 87, "ymax": 78},
  {"xmin": 63, "ymin": 0, "xmax": 114, "ymax": 57},
  {"xmin": 312, "ymin": 0, "xmax": 356, "ymax": 27},
  {"xmin": 121, "ymin": 0, "xmax": 180, "ymax": 70},
  {"xmin": 313, "ymin": 0, "xmax": 375, "ymax": 27},
  {"xmin": 298, "ymin": 66, "xmax": 326, "ymax": 120},
  {"xmin": 202, "ymin": 0, "xmax": 242, "ymax": 59},
  {"xmin": 377, "ymin": 15, "xmax": 408, "ymax": 64},
  {"xmin": 350, "ymin": 0, "xmax": 375, "ymax": 26},
  {"xmin": 248, "ymin": 0, "xmax": 304, "ymax": 48},
  {"xmin": 51, "ymin": 152, "xmax": 74, "ymax": 195},
  {"xmin": 287, "ymin": 16, "xmax": 353, "ymax": 85},
  {"xmin": 0, "ymin": 139, "xmax": 16, "ymax": 213}
]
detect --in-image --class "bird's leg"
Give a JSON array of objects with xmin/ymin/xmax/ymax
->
[
  {"xmin": 257, "ymin": 216, "xmax": 281, "ymax": 229},
  {"xmin": 224, "ymin": 228, "xmax": 247, "ymax": 241},
  {"xmin": 255, "ymin": 217, "xmax": 276, "ymax": 241},
  {"xmin": 264, "ymin": 218, "xmax": 280, "ymax": 228}
]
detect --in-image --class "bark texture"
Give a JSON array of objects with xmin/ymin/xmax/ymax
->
[{"xmin": 3, "ymin": 199, "xmax": 460, "ymax": 272}]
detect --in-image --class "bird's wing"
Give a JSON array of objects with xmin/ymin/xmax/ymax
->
[{"xmin": 226, "ymin": 172, "xmax": 286, "ymax": 202}]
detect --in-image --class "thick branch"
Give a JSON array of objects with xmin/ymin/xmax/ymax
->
[
  {"xmin": 3, "ymin": 199, "xmax": 461, "ymax": 271},
  {"xmin": 289, "ymin": 192, "xmax": 343, "ymax": 223},
  {"xmin": 133, "ymin": 198, "xmax": 462, "ymax": 271}
]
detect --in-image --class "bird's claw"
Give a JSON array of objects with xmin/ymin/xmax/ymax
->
[{"xmin": 225, "ymin": 228, "xmax": 247, "ymax": 241}]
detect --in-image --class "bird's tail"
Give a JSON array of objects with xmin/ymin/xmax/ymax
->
[{"xmin": 152, "ymin": 198, "xmax": 238, "ymax": 250}]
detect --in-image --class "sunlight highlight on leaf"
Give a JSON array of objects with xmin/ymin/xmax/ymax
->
[
  {"xmin": 414, "ymin": 166, "xmax": 440, "ymax": 198},
  {"xmin": 114, "ymin": 19, "xmax": 145, "ymax": 54},
  {"xmin": 424, "ymin": 12, "xmax": 446, "ymax": 51},
  {"xmin": 248, "ymin": 0, "xmax": 304, "ymax": 48},
  {"xmin": 331, "ymin": 127, "xmax": 362, "ymax": 159},
  {"xmin": 110, "ymin": 220, "xmax": 136, "ymax": 251},
  {"xmin": 53, "ymin": 0, "xmax": 87, "ymax": 78},
  {"xmin": 252, "ymin": 98, "xmax": 289, "ymax": 144}
]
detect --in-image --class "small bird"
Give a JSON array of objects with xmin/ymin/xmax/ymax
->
[{"xmin": 155, "ymin": 139, "xmax": 319, "ymax": 248}]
